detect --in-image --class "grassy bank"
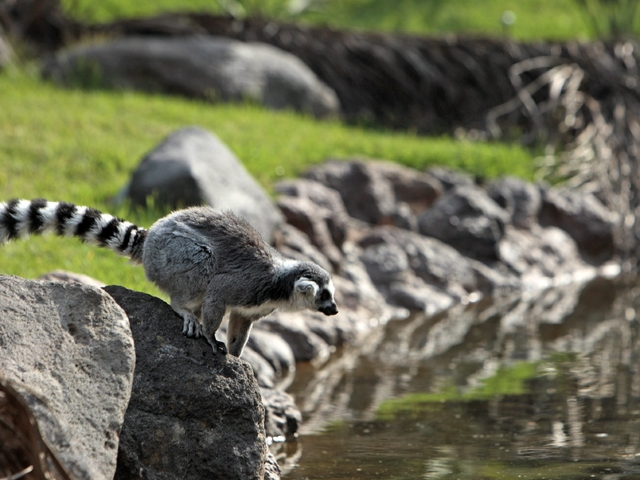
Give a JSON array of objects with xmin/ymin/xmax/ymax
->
[
  {"xmin": 62, "ymin": 0, "xmax": 601, "ymax": 40},
  {"xmin": 0, "ymin": 69, "xmax": 534, "ymax": 294}
]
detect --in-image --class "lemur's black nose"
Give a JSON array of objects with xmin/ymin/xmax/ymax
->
[{"xmin": 319, "ymin": 303, "xmax": 338, "ymax": 316}]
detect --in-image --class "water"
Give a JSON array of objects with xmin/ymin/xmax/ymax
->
[{"xmin": 275, "ymin": 276, "xmax": 640, "ymax": 479}]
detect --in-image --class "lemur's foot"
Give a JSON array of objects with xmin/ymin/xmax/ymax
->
[
  {"xmin": 182, "ymin": 316, "xmax": 203, "ymax": 338},
  {"xmin": 208, "ymin": 338, "xmax": 228, "ymax": 355}
]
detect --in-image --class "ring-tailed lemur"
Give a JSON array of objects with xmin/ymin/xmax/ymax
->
[{"xmin": 0, "ymin": 199, "xmax": 338, "ymax": 356}]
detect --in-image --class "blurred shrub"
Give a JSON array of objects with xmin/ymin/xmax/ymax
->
[{"xmin": 573, "ymin": 0, "xmax": 640, "ymax": 38}]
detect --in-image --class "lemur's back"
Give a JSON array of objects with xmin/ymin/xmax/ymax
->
[{"xmin": 142, "ymin": 207, "xmax": 277, "ymax": 295}]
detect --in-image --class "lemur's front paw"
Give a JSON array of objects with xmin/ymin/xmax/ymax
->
[
  {"xmin": 208, "ymin": 338, "xmax": 228, "ymax": 355},
  {"xmin": 216, "ymin": 341, "xmax": 228, "ymax": 355},
  {"xmin": 182, "ymin": 317, "xmax": 202, "ymax": 338}
]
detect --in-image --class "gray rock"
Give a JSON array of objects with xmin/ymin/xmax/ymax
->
[
  {"xmin": 123, "ymin": 126, "xmax": 283, "ymax": 241},
  {"xmin": 44, "ymin": 35, "xmax": 340, "ymax": 118},
  {"xmin": 360, "ymin": 242, "xmax": 411, "ymax": 286},
  {"xmin": 388, "ymin": 201, "xmax": 418, "ymax": 231},
  {"xmin": 426, "ymin": 167, "xmax": 474, "ymax": 191},
  {"xmin": 273, "ymin": 223, "xmax": 333, "ymax": 273},
  {"xmin": 241, "ymin": 345, "xmax": 277, "ymax": 389},
  {"xmin": 374, "ymin": 161, "xmax": 443, "ymax": 213},
  {"xmin": 277, "ymin": 195, "xmax": 342, "ymax": 269},
  {"xmin": 359, "ymin": 227, "xmax": 477, "ymax": 298},
  {"xmin": 275, "ymin": 179, "xmax": 350, "ymax": 248},
  {"xmin": 0, "ymin": 276, "xmax": 135, "ymax": 480},
  {"xmin": 104, "ymin": 286, "xmax": 269, "ymax": 480},
  {"xmin": 418, "ymin": 185, "xmax": 510, "ymax": 261},
  {"xmin": 468, "ymin": 258, "xmax": 521, "ymax": 296},
  {"xmin": 304, "ymin": 160, "xmax": 397, "ymax": 225},
  {"xmin": 205, "ymin": 321, "xmax": 278, "ymax": 388},
  {"xmin": 257, "ymin": 313, "xmax": 331, "ymax": 363},
  {"xmin": 539, "ymin": 187, "xmax": 616, "ymax": 263},
  {"xmin": 358, "ymin": 227, "xmax": 464, "ymax": 313},
  {"xmin": 38, "ymin": 269, "xmax": 105, "ymax": 288},
  {"xmin": 264, "ymin": 452, "xmax": 282, "ymax": 480},
  {"xmin": 261, "ymin": 388, "xmax": 302, "ymax": 440},
  {"xmin": 305, "ymin": 314, "xmax": 354, "ymax": 347},
  {"xmin": 388, "ymin": 279, "xmax": 455, "ymax": 315},
  {"xmin": 487, "ymin": 176, "xmax": 541, "ymax": 229},
  {"xmin": 246, "ymin": 328, "xmax": 296, "ymax": 378},
  {"xmin": 498, "ymin": 224, "xmax": 588, "ymax": 285},
  {"xmin": 336, "ymin": 242, "xmax": 406, "ymax": 322}
]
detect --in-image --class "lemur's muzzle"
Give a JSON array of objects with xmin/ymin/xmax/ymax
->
[{"xmin": 319, "ymin": 303, "xmax": 338, "ymax": 316}]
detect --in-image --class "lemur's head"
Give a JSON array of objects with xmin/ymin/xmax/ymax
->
[{"xmin": 291, "ymin": 262, "xmax": 338, "ymax": 316}]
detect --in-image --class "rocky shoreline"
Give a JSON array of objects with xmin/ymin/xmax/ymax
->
[{"xmin": 0, "ymin": 127, "xmax": 622, "ymax": 478}]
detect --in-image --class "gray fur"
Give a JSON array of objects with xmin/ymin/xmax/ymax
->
[{"xmin": 0, "ymin": 199, "xmax": 338, "ymax": 356}]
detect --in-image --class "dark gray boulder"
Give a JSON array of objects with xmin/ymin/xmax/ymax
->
[
  {"xmin": 122, "ymin": 126, "xmax": 283, "ymax": 241},
  {"xmin": 357, "ymin": 227, "xmax": 477, "ymax": 313},
  {"xmin": 317, "ymin": 235, "xmax": 407, "ymax": 329},
  {"xmin": 261, "ymin": 388, "xmax": 301, "ymax": 440},
  {"xmin": 387, "ymin": 279, "xmax": 455, "ymax": 315},
  {"xmin": 275, "ymin": 178, "xmax": 350, "ymax": 248},
  {"xmin": 104, "ymin": 286, "xmax": 269, "ymax": 480},
  {"xmin": 256, "ymin": 312, "xmax": 331, "ymax": 363},
  {"xmin": 277, "ymin": 195, "xmax": 343, "ymax": 269},
  {"xmin": 499, "ymin": 224, "xmax": 588, "ymax": 285},
  {"xmin": 360, "ymin": 242, "xmax": 411, "ymax": 286},
  {"xmin": 0, "ymin": 276, "xmax": 135, "ymax": 480},
  {"xmin": 304, "ymin": 160, "xmax": 398, "ymax": 225},
  {"xmin": 273, "ymin": 223, "xmax": 333, "ymax": 273},
  {"xmin": 359, "ymin": 226, "xmax": 477, "ymax": 297},
  {"xmin": 426, "ymin": 167, "xmax": 475, "ymax": 191},
  {"xmin": 487, "ymin": 176, "xmax": 541, "ymax": 229},
  {"xmin": 539, "ymin": 187, "xmax": 616, "ymax": 263},
  {"xmin": 418, "ymin": 185, "xmax": 510, "ymax": 261},
  {"xmin": 44, "ymin": 35, "xmax": 340, "ymax": 118},
  {"xmin": 239, "ymin": 345, "xmax": 277, "ymax": 389},
  {"xmin": 246, "ymin": 329, "xmax": 296, "ymax": 379},
  {"xmin": 264, "ymin": 453, "xmax": 282, "ymax": 480},
  {"xmin": 468, "ymin": 258, "xmax": 521, "ymax": 296},
  {"xmin": 374, "ymin": 161, "xmax": 443, "ymax": 213}
]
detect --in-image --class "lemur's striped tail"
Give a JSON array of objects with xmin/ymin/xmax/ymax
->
[{"xmin": 0, "ymin": 199, "xmax": 147, "ymax": 263}]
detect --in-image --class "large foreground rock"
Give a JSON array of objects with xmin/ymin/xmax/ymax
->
[
  {"xmin": 105, "ymin": 286, "xmax": 269, "ymax": 480},
  {"xmin": 44, "ymin": 35, "xmax": 340, "ymax": 118},
  {"xmin": 122, "ymin": 126, "xmax": 283, "ymax": 241},
  {"xmin": 0, "ymin": 276, "xmax": 135, "ymax": 480}
]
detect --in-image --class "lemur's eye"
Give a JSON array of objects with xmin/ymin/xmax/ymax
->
[{"xmin": 320, "ymin": 290, "xmax": 330, "ymax": 301}]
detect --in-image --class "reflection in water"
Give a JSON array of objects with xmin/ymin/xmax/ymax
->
[{"xmin": 280, "ymin": 277, "xmax": 640, "ymax": 479}]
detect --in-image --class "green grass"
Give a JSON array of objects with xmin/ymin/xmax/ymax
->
[
  {"xmin": 0, "ymin": 68, "xmax": 534, "ymax": 295},
  {"xmin": 61, "ymin": 0, "xmax": 611, "ymax": 40}
]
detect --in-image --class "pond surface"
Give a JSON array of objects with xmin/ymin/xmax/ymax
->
[{"xmin": 276, "ymin": 276, "xmax": 640, "ymax": 479}]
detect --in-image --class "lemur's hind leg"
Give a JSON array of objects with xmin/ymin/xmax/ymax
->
[
  {"xmin": 202, "ymin": 288, "xmax": 228, "ymax": 355},
  {"xmin": 227, "ymin": 312, "xmax": 254, "ymax": 357}
]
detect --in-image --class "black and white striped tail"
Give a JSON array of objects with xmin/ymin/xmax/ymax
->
[{"xmin": 0, "ymin": 199, "xmax": 147, "ymax": 263}]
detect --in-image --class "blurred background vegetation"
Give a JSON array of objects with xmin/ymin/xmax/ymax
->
[
  {"xmin": 1, "ymin": 0, "xmax": 636, "ymax": 292},
  {"xmin": 62, "ymin": 0, "xmax": 640, "ymax": 40}
]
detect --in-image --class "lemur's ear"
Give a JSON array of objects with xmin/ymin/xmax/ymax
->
[{"xmin": 294, "ymin": 277, "xmax": 319, "ymax": 296}]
